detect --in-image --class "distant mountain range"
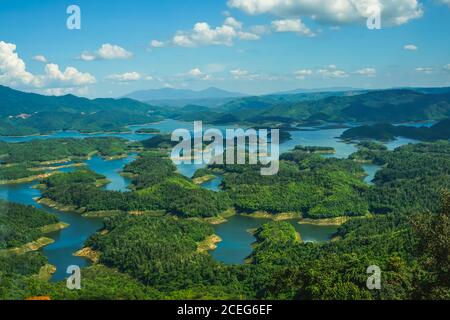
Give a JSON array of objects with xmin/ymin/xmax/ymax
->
[
  {"xmin": 1, "ymin": 85, "xmax": 450, "ymax": 136},
  {"xmin": 271, "ymin": 87, "xmax": 364, "ymax": 95},
  {"xmin": 173, "ymin": 89, "xmax": 450, "ymax": 125},
  {"xmin": 124, "ymin": 87, "xmax": 247, "ymax": 102}
]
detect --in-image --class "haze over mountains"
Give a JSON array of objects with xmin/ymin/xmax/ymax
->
[{"xmin": 124, "ymin": 87, "xmax": 247, "ymax": 101}]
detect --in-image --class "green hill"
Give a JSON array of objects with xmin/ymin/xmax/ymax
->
[{"xmin": 0, "ymin": 86, "xmax": 161, "ymax": 136}]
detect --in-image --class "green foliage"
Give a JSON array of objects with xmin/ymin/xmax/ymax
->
[
  {"xmin": 368, "ymin": 142, "xmax": 450, "ymax": 214},
  {"xmin": 0, "ymin": 200, "xmax": 58, "ymax": 249},
  {"xmin": 216, "ymin": 150, "xmax": 368, "ymax": 218},
  {"xmin": 0, "ymin": 165, "xmax": 44, "ymax": 181},
  {"xmin": 0, "ymin": 137, "xmax": 130, "ymax": 164},
  {"xmin": 411, "ymin": 191, "xmax": 450, "ymax": 299},
  {"xmin": 0, "ymin": 85, "xmax": 160, "ymax": 136}
]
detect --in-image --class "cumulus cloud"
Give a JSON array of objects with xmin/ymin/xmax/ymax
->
[
  {"xmin": 188, "ymin": 68, "xmax": 204, "ymax": 77},
  {"xmin": 354, "ymin": 68, "xmax": 377, "ymax": 77},
  {"xmin": 271, "ymin": 19, "xmax": 316, "ymax": 36},
  {"xmin": 294, "ymin": 69, "xmax": 313, "ymax": 79},
  {"xmin": 404, "ymin": 44, "xmax": 418, "ymax": 51},
  {"xmin": 228, "ymin": 0, "xmax": 423, "ymax": 27},
  {"xmin": 153, "ymin": 17, "xmax": 260, "ymax": 48},
  {"xmin": 42, "ymin": 63, "xmax": 96, "ymax": 86},
  {"xmin": 0, "ymin": 41, "xmax": 36, "ymax": 87},
  {"xmin": 438, "ymin": 0, "xmax": 450, "ymax": 8},
  {"xmin": 106, "ymin": 72, "xmax": 142, "ymax": 82},
  {"xmin": 445, "ymin": 64, "xmax": 450, "ymax": 71},
  {"xmin": 32, "ymin": 55, "xmax": 48, "ymax": 63},
  {"xmin": 317, "ymin": 65, "xmax": 349, "ymax": 78},
  {"xmin": 80, "ymin": 44, "xmax": 132, "ymax": 61},
  {"xmin": 0, "ymin": 41, "xmax": 95, "ymax": 91}
]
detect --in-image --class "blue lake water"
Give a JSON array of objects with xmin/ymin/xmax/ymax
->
[
  {"xmin": 0, "ymin": 155, "xmax": 135, "ymax": 281},
  {"xmin": 211, "ymin": 215, "xmax": 338, "ymax": 264},
  {"xmin": 0, "ymin": 119, "xmax": 425, "ymax": 275}
]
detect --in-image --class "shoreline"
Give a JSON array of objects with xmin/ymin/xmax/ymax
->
[
  {"xmin": 241, "ymin": 211, "xmax": 302, "ymax": 221},
  {"xmin": 197, "ymin": 234, "xmax": 222, "ymax": 252},
  {"xmin": 298, "ymin": 216, "xmax": 351, "ymax": 226},
  {"xmin": 2, "ymin": 237, "xmax": 55, "ymax": 255},
  {"xmin": 0, "ymin": 172, "xmax": 56, "ymax": 185},
  {"xmin": 40, "ymin": 222, "xmax": 70, "ymax": 234},
  {"xmin": 74, "ymin": 247, "xmax": 100, "ymax": 263}
]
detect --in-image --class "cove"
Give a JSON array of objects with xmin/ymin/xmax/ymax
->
[
  {"xmin": 0, "ymin": 154, "xmax": 135, "ymax": 281},
  {"xmin": 211, "ymin": 215, "xmax": 338, "ymax": 264}
]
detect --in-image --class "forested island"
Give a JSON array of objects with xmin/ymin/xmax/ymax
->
[
  {"xmin": 341, "ymin": 119, "xmax": 450, "ymax": 141},
  {"xmin": 0, "ymin": 137, "xmax": 136, "ymax": 184}
]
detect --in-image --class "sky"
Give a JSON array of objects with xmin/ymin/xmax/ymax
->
[{"xmin": 0, "ymin": 0, "xmax": 450, "ymax": 98}]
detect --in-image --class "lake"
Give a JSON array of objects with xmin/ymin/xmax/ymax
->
[{"xmin": 0, "ymin": 119, "xmax": 422, "ymax": 280}]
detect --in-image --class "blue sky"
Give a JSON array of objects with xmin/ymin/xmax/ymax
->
[{"xmin": 0, "ymin": 0, "xmax": 450, "ymax": 97}]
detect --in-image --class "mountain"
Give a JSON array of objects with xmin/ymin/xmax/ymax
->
[
  {"xmin": 173, "ymin": 89, "xmax": 450, "ymax": 125},
  {"xmin": 271, "ymin": 87, "xmax": 363, "ymax": 95},
  {"xmin": 124, "ymin": 87, "xmax": 247, "ymax": 102},
  {"xmin": 0, "ymin": 85, "xmax": 153, "ymax": 116},
  {"xmin": 0, "ymin": 85, "xmax": 161, "ymax": 136}
]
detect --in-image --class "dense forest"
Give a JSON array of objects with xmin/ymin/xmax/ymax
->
[
  {"xmin": 40, "ymin": 152, "xmax": 231, "ymax": 217},
  {"xmin": 0, "ymin": 111, "xmax": 449, "ymax": 299},
  {"xmin": 0, "ymin": 200, "xmax": 59, "ymax": 249},
  {"xmin": 0, "ymin": 137, "xmax": 132, "ymax": 164}
]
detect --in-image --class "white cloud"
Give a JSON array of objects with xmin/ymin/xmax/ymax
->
[
  {"xmin": 157, "ymin": 17, "xmax": 260, "ymax": 48},
  {"xmin": 228, "ymin": 0, "xmax": 423, "ymax": 27},
  {"xmin": 150, "ymin": 40, "xmax": 166, "ymax": 48},
  {"xmin": 354, "ymin": 68, "xmax": 377, "ymax": 77},
  {"xmin": 0, "ymin": 41, "xmax": 36, "ymax": 87},
  {"xmin": 404, "ymin": 44, "xmax": 418, "ymax": 51},
  {"xmin": 43, "ymin": 63, "xmax": 96, "ymax": 86},
  {"xmin": 188, "ymin": 68, "xmax": 204, "ymax": 77},
  {"xmin": 230, "ymin": 69, "xmax": 250, "ymax": 79},
  {"xmin": 0, "ymin": 41, "xmax": 95, "ymax": 90},
  {"xmin": 229, "ymin": 69, "xmax": 278, "ymax": 80},
  {"xmin": 444, "ymin": 64, "xmax": 450, "ymax": 71},
  {"xmin": 271, "ymin": 19, "xmax": 315, "ymax": 36},
  {"xmin": 415, "ymin": 67, "xmax": 434, "ymax": 74},
  {"xmin": 80, "ymin": 44, "xmax": 132, "ymax": 61},
  {"xmin": 32, "ymin": 55, "xmax": 48, "ymax": 63},
  {"xmin": 317, "ymin": 65, "xmax": 348, "ymax": 78},
  {"xmin": 106, "ymin": 72, "xmax": 142, "ymax": 82},
  {"xmin": 294, "ymin": 69, "xmax": 313, "ymax": 79},
  {"xmin": 79, "ymin": 53, "xmax": 97, "ymax": 61},
  {"xmin": 42, "ymin": 86, "xmax": 90, "ymax": 97}
]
